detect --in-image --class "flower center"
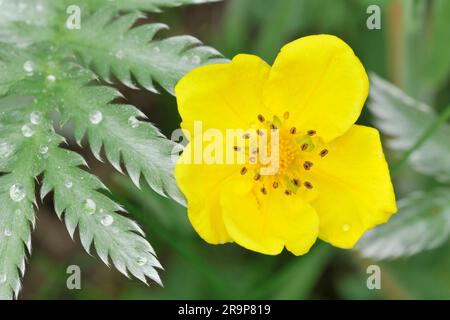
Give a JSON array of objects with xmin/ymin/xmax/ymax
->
[{"xmin": 234, "ymin": 112, "xmax": 329, "ymax": 196}]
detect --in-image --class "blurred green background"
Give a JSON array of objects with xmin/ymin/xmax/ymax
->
[{"xmin": 22, "ymin": 0, "xmax": 450, "ymax": 299}]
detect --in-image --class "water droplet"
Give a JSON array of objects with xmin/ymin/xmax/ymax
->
[
  {"xmin": 128, "ymin": 116, "xmax": 139, "ymax": 128},
  {"xmin": 136, "ymin": 256, "xmax": 147, "ymax": 266},
  {"xmin": 89, "ymin": 111, "xmax": 103, "ymax": 125},
  {"xmin": 30, "ymin": 111, "xmax": 42, "ymax": 124},
  {"xmin": 342, "ymin": 224, "xmax": 350, "ymax": 232},
  {"xmin": 38, "ymin": 145, "xmax": 48, "ymax": 155},
  {"xmin": 115, "ymin": 50, "xmax": 125, "ymax": 59},
  {"xmin": 100, "ymin": 215, "xmax": 114, "ymax": 227},
  {"xmin": 15, "ymin": 209, "xmax": 21, "ymax": 215},
  {"xmin": 23, "ymin": 60, "xmax": 35, "ymax": 73},
  {"xmin": 83, "ymin": 199, "xmax": 96, "ymax": 215},
  {"xmin": 0, "ymin": 142, "xmax": 13, "ymax": 158},
  {"xmin": 0, "ymin": 274, "xmax": 6, "ymax": 284},
  {"xmin": 65, "ymin": 181, "xmax": 73, "ymax": 189},
  {"xmin": 9, "ymin": 184, "xmax": 26, "ymax": 202},
  {"xmin": 21, "ymin": 124, "xmax": 34, "ymax": 138},
  {"xmin": 153, "ymin": 46, "xmax": 160, "ymax": 53},
  {"xmin": 4, "ymin": 229, "xmax": 12, "ymax": 237},
  {"xmin": 46, "ymin": 74, "xmax": 56, "ymax": 82},
  {"xmin": 191, "ymin": 55, "xmax": 201, "ymax": 64}
]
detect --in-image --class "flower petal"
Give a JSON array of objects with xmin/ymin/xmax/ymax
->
[
  {"xmin": 175, "ymin": 138, "xmax": 238, "ymax": 244},
  {"xmin": 263, "ymin": 34, "xmax": 369, "ymax": 142},
  {"xmin": 220, "ymin": 177, "xmax": 318, "ymax": 255},
  {"xmin": 311, "ymin": 125, "xmax": 397, "ymax": 248},
  {"xmin": 175, "ymin": 54, "xmax": 271, "ymax": 135}
]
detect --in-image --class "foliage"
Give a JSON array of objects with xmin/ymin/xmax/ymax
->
[{"xmin": 0, "ymin": 0, "xmax": 223, "ymax": 299}]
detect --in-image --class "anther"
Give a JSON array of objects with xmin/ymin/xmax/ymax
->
[
  {"xmin": 273, "ymin": 181, "xmax": 279, "ymax": 189},
  {"xmin": 303, "ymin": 161, "xmax": 313, "ymax": 170},
  {"xmin": 283, "ymin": 111, "xmax": 290, "ymax": 120},
  {"xmin": 290, "ymin": 127, "xmax": 297, "ymax": 134},
  {"xmin": 301, "ymin": 143, "xmax": 309, "ymax": 151},
  {"xmin": 254, "ymin": 173, "xmax": 261, "ymax": 181},
  {"xmin": 233, "ymin": 146, "xmax": 241, "ymax": 151},
  {"xmin": 240, "ymin": 167, "xmax": 247, "ymax": 175},
  {"xmin": 307, "ymin": 130, "xmax": 316, "ymax": 136},
  {"xmin": 257, "ymin": 129, "xmax": 264, "ymax": 136},
  {"xmin": 304, "ymin": 181, "xmax": 313, "ymax": 189},
  {"xmin": 284, "ymin": 190, "xmax": 292, "ymax": 195},
  {"xmin": 320, "ymin": 149, "xmax": 328, "ymax": 157},
  {"xmin": 261, "ymin": 187, "xmax": 267, "ymax": 195},
  {"xmin": 292, "ymin": 178, "xmax": 300, "ymax": 187},
  {"xmin": 257, "ymin": 114, "xmax": 265, "ymax": 122},
  {"xmin": 270, "ymin": 123, "xmax": 277, "ymax": 130},
  {"xmin": 243, "ymin": 133, "xmax": 250, "ymax": 139}
]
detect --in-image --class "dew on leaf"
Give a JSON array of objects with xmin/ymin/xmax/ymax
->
[
  {"xmin": 9, "ymin": 184, "xmax": 26, "ymax": 202},
  {"xmin": 4, "ymin": 229, "xmax": 12, "ymax": 237},
  {"xmin": 89, "ymin": 111, "xmax": 103, "ymax": 125},
  {"xmin": 153, "ymin": 46, "xmax": 161, "ymax": 53},
  {"xmin": 65, "ymin": 181, "xmax": 73, "ymax": 189},
  {"xmin": 30, "ymin": 111, "xmax": 42, "ymax": 124},
  {"xmin": 21, "ymin": 124, "xmax": 34, "ymax": 137},
  {"xmin": 136, "ymin": 256, "xmax": 147, "ymax": 266},
  {"xmin": 23, "ymin": 60, "xmax": 35, "ymax": 73},
  {"xmin": 0, "ymin": 274, "xmax": 6, "ymax": 284},
  {"xmin": 46, "ymin": 74, "xmax": 56, "ymax": 82},
  {"xmin": 38, "ymin": 145, "xmax": 48, "ymax": 155},
  {"xmin": 83, "ymin": 199, "xmax": 96, "ymax": 215}
]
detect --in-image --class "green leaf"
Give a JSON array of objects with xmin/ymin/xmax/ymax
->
[
  {"xmin": 356, "ymin": 188, "xmax": 450, "ymax": 260},
  {"xmin": 41, "ymin": 145, "xmax": 163, "ymax": 285},
  {"xmin": 51, "ymin": 67, "xmax": 185, "ymax": 205},
  {"xmin": 368, "ymin": 74, "xmax": 450, "ymax": 182},
  {"xmin": 81, "ymin": 0, "xmax": 221, "ymax": 12},
  {"xmin": 63, "ymin": 8, "xmax": 226, "ymax": 94}
]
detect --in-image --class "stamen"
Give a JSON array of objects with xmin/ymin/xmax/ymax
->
[
  {"xmin": 251, "ymin": 147, "xmax": 259, "ymax": 155},
  {"xmin": 290, "ymin": 127, "xmax": 297, "ymax": 134},
  {"xmin": 283, "ymin": 111, "xmax": 290, "ymax": 120},
  {"xmin": 284, "ymin": 190, "xmax": 292, "ymax": 195},
  {"xmin": 233, "ymin": 146, "xmax": 241, "ymax": 151},
  {"xmin": 243, "ymin": 133, "xmax": 250, "ymax": 139},
  {"xmin": 301, "ymin": 143, "xmax": 309, "ymax": 151},
  {"xmin": 240, "ymin": 167, "xmax": 247, "ymax": 175},
  {"xmin": 257, "ymin": 114, "xmax": 265, "ymax": 122},
  {"xmin": 261, "ymin": 187, "xmax": 267, "ymax": 195},
  {"xmin": 257, "ymin": 129, "xmax": 264, "ymax": 136},
  {"xmin": 254, "ymin": 173, "xmax": 261, "ymax": 181},
  {"xmin": 270, "ymin": 123, "xmax": 278, "ymax": 130},
  {"xmin": 307, "ymin": 130, "xmax": 316, "ymax": 136},
  {"xmin": 320, "ymin": 149, "xmax": 328, "ymax": 157},
  {"xmin": 292, "ymin": 178, "xmax": 300, "ymax": 187},
  {"xmin": 272, "ymin": 181, "xmax": 279, "ymax": 189},
  {"xmin": 303, "ymin": 161, "xmax": 313, "ymax": 170},
  {"xmin": 304, "ymin": 181, "xmax": 313, "ymax": 189}
]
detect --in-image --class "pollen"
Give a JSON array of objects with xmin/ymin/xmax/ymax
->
[
  {"xmin": 303, "ymin": 161, "xmax": 313, "ymax": 170},
  {"xmin": 307, "ymin": 130, "xmax": 316, "ymax": 136},
  {"xmin": 257, "ymin": 114, "xmax": 265, "ymax": 122},
  {"xmin": 320, "ymin": 149, "xmax": 328, "ymax": 157},
  {"xmin": 240, "ymin": 167, "xmax": 247, "ymax": 175},
  {"xmin": 304, "ymin": 181, "xmax": 313, "ymax": 189}
]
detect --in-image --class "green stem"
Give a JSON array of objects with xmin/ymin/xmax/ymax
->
[{"xmin": 392, "ymin": 103, "xmax": 450, "ymax": 176}]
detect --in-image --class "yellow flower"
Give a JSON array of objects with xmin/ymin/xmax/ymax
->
[{"xmin": 174, "ymin": 35, "xmax": 397, "ymax": 255}]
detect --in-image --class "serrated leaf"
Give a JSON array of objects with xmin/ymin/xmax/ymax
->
[
  {"xmin": 356, "ymin": 188, "xmax": 450, "ymax": 260},
  {"xmin": 0, "ymin": 174, "xmax": 35, "ymax": 300},
  {"xmin": 63, "ymin": 7, "xmax": 227, "ymax": 94},
  {"xmin": 368, "ymin": 74, "xmax": 450, "ymax": 182},
  {"xmin": 49, "ymin": 68, "xmax": 185, "ymax": 205},
  {"xmin": 42, "ymin": 145, "xmax": 163, "ymax": 285}
]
